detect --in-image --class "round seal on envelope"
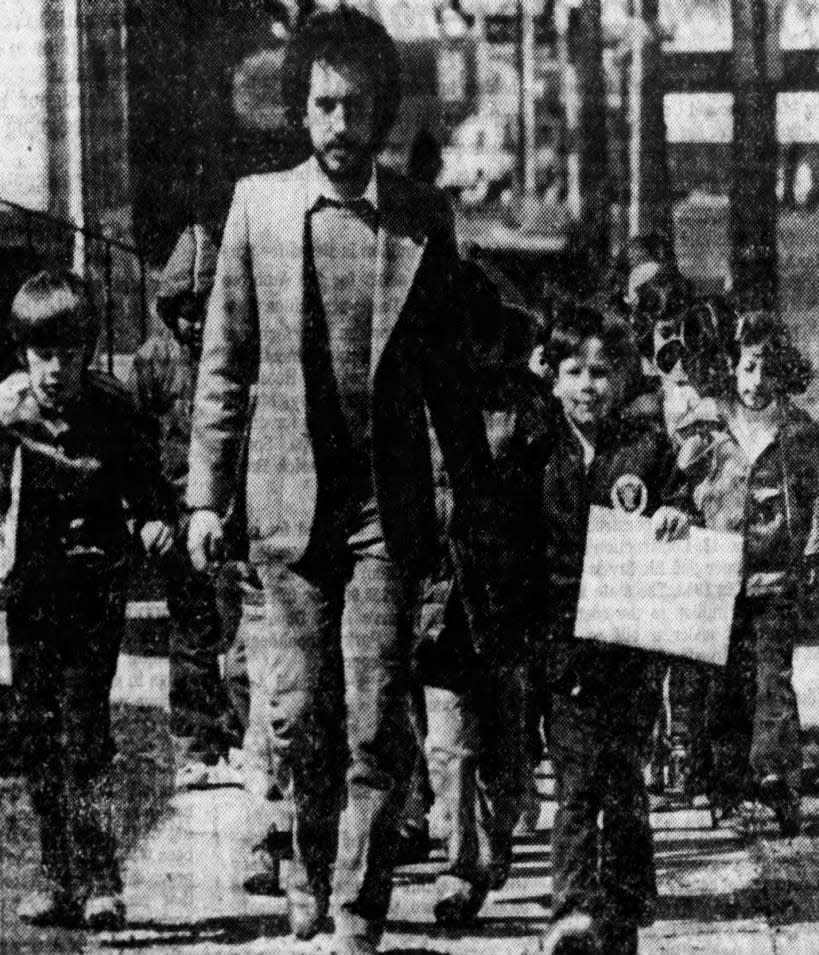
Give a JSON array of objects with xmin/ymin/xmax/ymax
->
[{"xmin": 611, "ymin": 474, "xmax": 648, "ymax": 515}]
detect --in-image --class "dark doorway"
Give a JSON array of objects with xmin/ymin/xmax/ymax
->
[{"xmin": 126, "ymin": 0, "xmax": 306, "ymax": 264}]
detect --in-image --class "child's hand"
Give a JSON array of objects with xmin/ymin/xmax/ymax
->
[
  {"xmin": 141, "ymin": 520, "xmax": 174, "ymax": 558},
  {"xmin": 652, "ymin": 507, "xmax": 690, "ymax": 542}
]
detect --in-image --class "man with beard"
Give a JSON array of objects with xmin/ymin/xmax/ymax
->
[{"xmin": 187, "ymin": 8, "xmax": 495, "ymax": 953}]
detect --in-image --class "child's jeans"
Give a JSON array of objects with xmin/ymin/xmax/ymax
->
[
  {"xmin": 7, "ymin": 564, "xmax": 126, "ymax": 901},
  {"xmin": 543, "ymin": 641, "xmax": 662, "ymax": 931},
  {"xmin": 705, "ymin": 591, "xmax": 803, "ymax": 804}
]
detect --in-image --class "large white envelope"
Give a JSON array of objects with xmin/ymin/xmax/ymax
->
[{"xmin": 574, "ymin": 505, "xmax": 743, "ymax": 666}]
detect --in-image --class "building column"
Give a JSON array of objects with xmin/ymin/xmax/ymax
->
[
  {"xmin": 575, "ymin": 0, "xmax": 609, "ymax": 277},
  {"xmin": 628, "ymin": 0, "xmax": 673, "ymax": 244},
  {"xmin": 730, "ymin": 0, "xmax": 779, "ymax": 309}
]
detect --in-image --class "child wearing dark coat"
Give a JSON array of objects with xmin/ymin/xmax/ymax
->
[
  {"xmin": 531, "ymin": 305, "xmax": 690, "ymax": 955},
  {"xmin": 0, "ymin": 271, "xmax": 172, "ymax": 930}
]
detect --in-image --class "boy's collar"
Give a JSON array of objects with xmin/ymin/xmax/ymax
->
[{"xmin": 559, "ymin": 408, "xmax": 624, "ymax": 459}]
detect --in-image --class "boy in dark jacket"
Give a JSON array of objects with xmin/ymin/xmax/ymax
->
[
  {"xmin": 533, "ymin": 306, "xmax": 689, "ymax": 955},
  {"xmin": 1, "ymin": 271, "xmax": 173, "ymax": 930}
]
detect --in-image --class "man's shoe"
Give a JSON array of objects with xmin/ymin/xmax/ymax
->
[
  {"xmin": 17, "ymin": 889, "xmax": 80, "ymax": 928},
  {"xmin": 433, "ymin": 874, "xmax": 489, "ymax": 926},
  {"xmin": 541, "ymin": 912, "xmax": 603, "ymax": 955},
  {"xmin": 83, "ymin": 894, "xmax": 126, "ymax": 932},
  {"xmin": 332, "ymin": 932, "xmax": 378, "ymax": 955},
  {"xmin": 287, "ymin": 886, "xmax": 331, "ymax": 941}
]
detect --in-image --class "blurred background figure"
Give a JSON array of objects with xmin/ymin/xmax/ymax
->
[{"xmin": 128, "ymin": 225, "xmax": 253, "ymax": 791}]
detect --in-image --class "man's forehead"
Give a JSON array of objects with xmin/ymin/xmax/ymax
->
[{"xmin": 310, "ymin": 57, "xmax": 374, "ymax": 95}]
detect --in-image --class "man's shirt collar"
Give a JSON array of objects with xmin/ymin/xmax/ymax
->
[{"xmin": 307, "ymin": 156, "xmax": 378, "ymax": 213}]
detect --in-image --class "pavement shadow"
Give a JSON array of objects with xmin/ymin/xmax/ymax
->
[
  {"xmin": 107, "ymin": 914, "xmax": 292, "ymax": 948},
  {"xmin": 385, "ymin": 916, "xmax": 551, "ymax": 939},
  {"xmin": 383, "ymin": 950, "xmax": 449, "ymax": 955},
  {"xmin": 654, "ymin": 887, "xmax": 767, "ymax": 922}
]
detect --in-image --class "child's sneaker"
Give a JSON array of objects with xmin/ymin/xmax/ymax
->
[
  {"xmin": 432, "ymin": 874, "xmax": 489, "ymax": 925},
  {"xmin": 17, "ymin": 887, "xmax": 81, "ymax": 927},
  {"xmin": 174, "ymin": 756, "xmax": 244, "ymax": 791},
  {"xmin": 83, "ymin": 894, "xmax": 126, "ymax": 931},
  {"xmin": 541, "ymin": 911, "xmax": 603, "ymax": 954}
]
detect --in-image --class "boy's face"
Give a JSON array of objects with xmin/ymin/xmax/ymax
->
[
  {"xmin": 735, "ymin": 342, "xmax": 775, "ymax": 410},
  {"xmin": 172, "ymin": 295, "xmax": 205, "ymax": 355},
  {"xmin": 553, "ymin": 337, "xmax": 623, "ymax": 435},
  {"xmin": 25, "ymin": 344, "xmax": 85, "ymax": 412}
]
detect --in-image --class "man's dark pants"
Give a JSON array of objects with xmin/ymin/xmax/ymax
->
[
  {"xmin": 249, "ymin": 527, "xmax": 416, "ymax": 941},
  {"xmin": 544, "ymin": 642, "xmax": 662, "ymax": 933},
  {"xmin": 7, "ymin": 564, "xmax": 125, "ymax": 901}
]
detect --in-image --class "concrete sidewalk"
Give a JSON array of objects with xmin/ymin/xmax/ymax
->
[
  {"xmin": 4, "ymin": 617, "xmax": 819, "ymax": 953},
  {"xmin": 109, "ymin": 773, "xmax": 819, "ymax": 954}
]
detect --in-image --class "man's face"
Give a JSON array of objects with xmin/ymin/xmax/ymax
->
[
  {"xmin": 26, "ymin": 344, "xmax": 85, "ymax": 412},
  {"xmin": 553, "ymin": 337, "xmax": 623, "ymax": 435},
  {"xmin": 305, "ymin": 58, "xmax": 377, "ymax": 184}
]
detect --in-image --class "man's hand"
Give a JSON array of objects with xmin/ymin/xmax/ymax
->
[
  {"xmin": 652, "ymin": 507, "xmax": 691, "ymax": 542},
  {"xmin": 188, "ymin": 508, "xmax": 224, "ymax": 571},
  {"xmin": 141, "ymin": 520, "xmax": 174, "ymax": 558}
]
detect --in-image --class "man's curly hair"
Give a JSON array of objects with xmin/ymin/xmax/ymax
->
[{"xmin": 281, "ymin": 6, "xmax": 401, "ymax": 150}]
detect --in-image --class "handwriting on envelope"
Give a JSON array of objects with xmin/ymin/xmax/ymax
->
[{"xmin": 574, "ymin": 506, "xmax": 743, "ymax": 666}]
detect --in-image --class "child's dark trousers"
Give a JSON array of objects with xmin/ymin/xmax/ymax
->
[
  {"xmin": 544, "ymin": 642, "xmax": 663, "ymax": 933},
  {"xmin": 7, "ymin": 563, "xmax": 126, "ymax": 902}
]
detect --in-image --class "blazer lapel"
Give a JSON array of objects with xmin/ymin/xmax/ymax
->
[{"xmin": 371, "ymin": 175, "xmax": 427, "ymax": 378}]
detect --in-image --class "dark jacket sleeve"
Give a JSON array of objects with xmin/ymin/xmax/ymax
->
[
  {"xmin": 418, "ymin": 199, "xmax": 505, "ymax": 658},
  {"xmin": 420, "ymin": 199, "xmax": 494, "ymax": 514},
  {"xmin": 96, "ymin": 375, "xmax": 175, "ymax": 527}
]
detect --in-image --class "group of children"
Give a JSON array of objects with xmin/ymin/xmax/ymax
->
[
  {"xmin": 421, "ymin": 244, "xmax": 819, "ymax": 955},
  {"xmin": 1, "ymin": 231, "xmax": 817, "ymax": 954}
]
